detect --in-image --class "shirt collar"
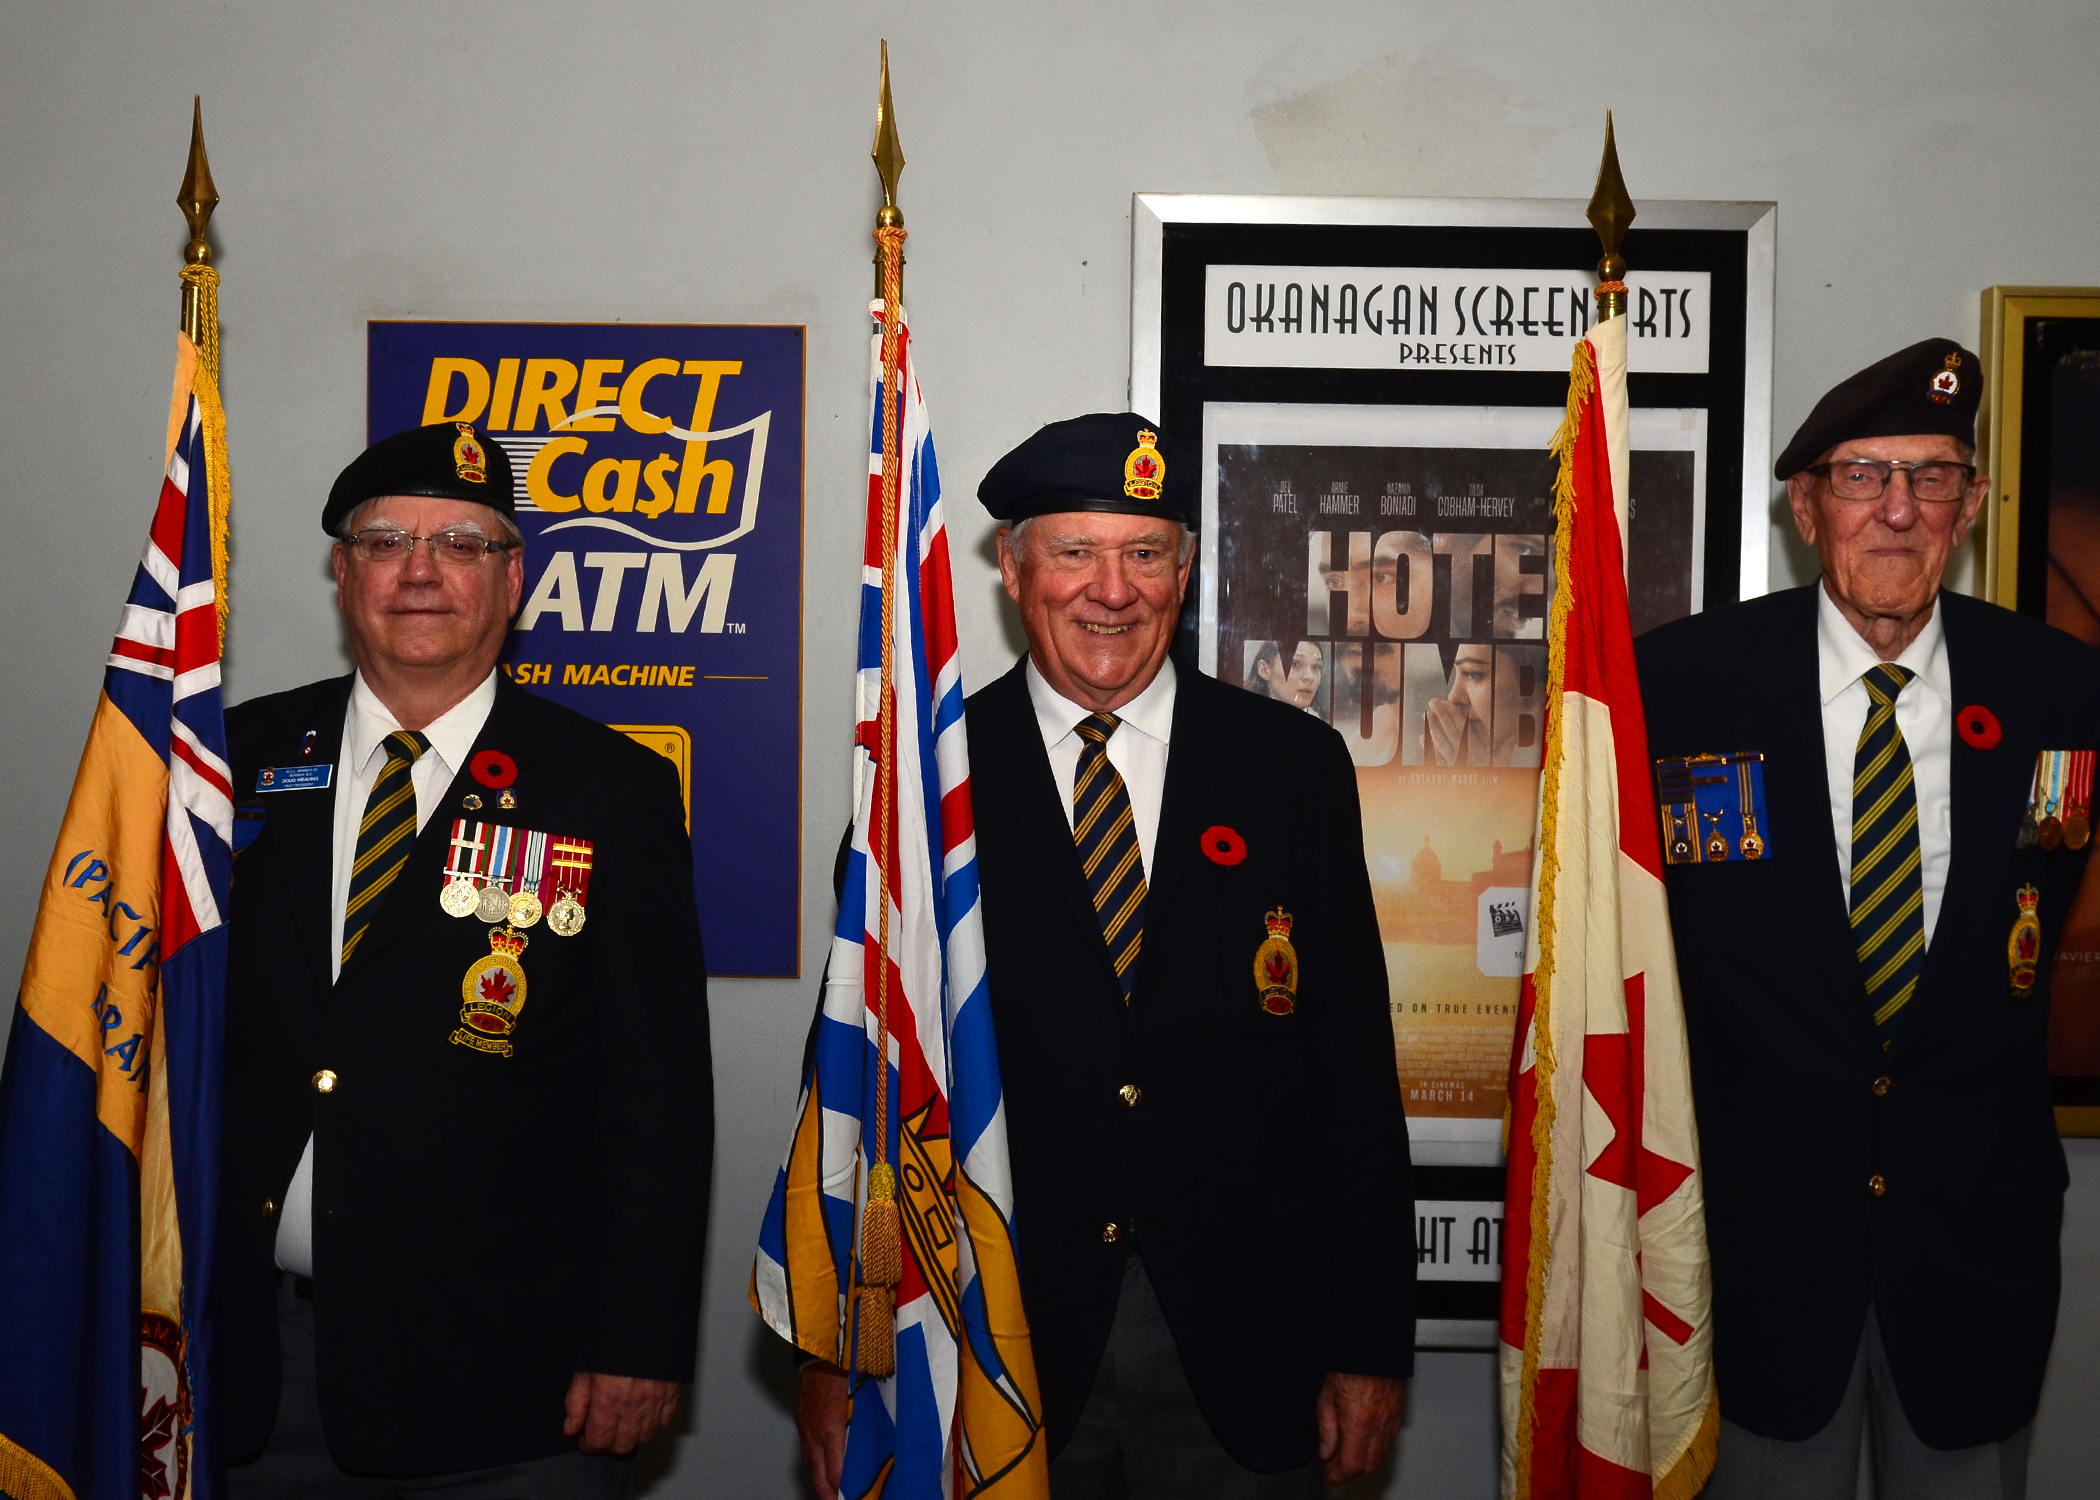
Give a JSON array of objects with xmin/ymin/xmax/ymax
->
[
  {"xmin": 347, "ymin": 669, "xmax": 499, "ymax": 777},
  {"xmin": 1816, "ymin": 581, "xmax": 1951, "ymax": 707},
  {"xmin": 1024, "ymin": 656, "xmax": 1178, "ymax": 749}
]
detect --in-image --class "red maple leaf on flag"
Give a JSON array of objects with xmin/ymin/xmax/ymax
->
[{"xmin": 140, "ymin": 1392, "xmax": 179, "ymax": 1500}]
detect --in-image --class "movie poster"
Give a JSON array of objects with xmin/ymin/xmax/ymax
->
[{"xmin": 1202, "ymin": 402, "xmax": 1703, "ymax": 1157}]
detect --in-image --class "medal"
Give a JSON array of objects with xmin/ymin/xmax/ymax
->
[
  {"xmin": 1702, "ymin": 810, "xmax": 1730, "ymax": 862},
  {"xmin": 545, "ymin": 836, "xmax": 595, "ymax": 937},
  {"xmin": 508, "ymin": 830, "xmax": 548, "ymax": 928},
  {"xmin": 2039, "ymin": 751, "xmax": 2067, "ymax": 851},
  {"xmin": 1735, "ymin": 757, "xmax": 1765, "ymax": 859},
  {"xmin": 2008, "ymin": 884, "xmax": 2042, "ymax": 1000},
  {"xmin": 452, "ymin": 925, "xmax": 530, "ymax": 1058},
  {"xmin": 2067, "ymin": 751, "xmax": 2094, "ymax": 851},
  {"xmin": 442, "ymin": 822, "xmax": 487, "ymax": 918},
  {"xmin": 1253, "ymin": 908, "xmax": 1300, "ymax": 1015},
  {"xmin": 547, "ymin": 891, "xmax": 586, "ymax": 937},
  {"xmin": 475, "ymin": 823, "xmax": 517, "ymax": 923}
]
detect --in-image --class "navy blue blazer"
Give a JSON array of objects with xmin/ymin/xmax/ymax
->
[
  {"xmin": 1635, "ymin": 586, "xmax": 2099, "ymax": 1447},
  {"xmin": 215, "ymin": 674, "xmax": 712, "ymax": 1475},
  {"xmin": 964, "ymin": 659, "xmax": 1415, "ymax": 1472}
]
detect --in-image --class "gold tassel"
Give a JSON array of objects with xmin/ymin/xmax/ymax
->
[
  {"xmin": 860, "ymin": 1162, "xmax": 902, "ymax": 1286},
  {"xmin": 856, "ymin": 1281, "xmax": 896, "ymax": 1378}
]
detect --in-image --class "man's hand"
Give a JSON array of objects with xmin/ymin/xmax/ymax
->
[
  {"xmin": 795, "ymin": 1362, "xmax": 851, "ymax": 1500},
  {"xmin": 562, "ymin": 1373, "xmax": 681, "ymax": 1456},
  {"xmin": 1316, "ymin": 1372, "xmax": 1405, "ymax": 1485}
]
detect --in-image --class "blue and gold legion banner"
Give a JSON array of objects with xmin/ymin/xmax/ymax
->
[{"xmin": 369, "ymin": 321, "xmax": 803, "ymax": 976}]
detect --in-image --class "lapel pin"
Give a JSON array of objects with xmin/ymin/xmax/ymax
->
[
  {"xmin": 1956, "ymin": 705, "xmax": 2001, "ymax": 750},
  {"xmin": 1200, "ymin": 825, "xmax": 1247, "ymax": 866}
]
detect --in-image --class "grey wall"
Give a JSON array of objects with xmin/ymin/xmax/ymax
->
[{"xmin": 3, "ymin": 2, "xmax": 2097, "ymax": 1495}]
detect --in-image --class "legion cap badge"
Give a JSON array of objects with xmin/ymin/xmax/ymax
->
[
  {"xmin": 454, "ymin": 926, "xmax": 530, "ymax": 1057},
  {"xmin": 452, "ymin": 422, "xmax": 488, "ymax": 484},
  {"xmin": 1123, "ymin": 429, "xmax": 1165, "ymax": 502},
  {"xmin": 1254, "ymin": 907, "xmax": 1299, "ymax": 1015},
  {"xmin": 1929, "ymin": 351, "xmax": 1961, "ymax": 405}
]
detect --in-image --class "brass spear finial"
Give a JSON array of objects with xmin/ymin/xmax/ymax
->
[
  {"xmin": 871, "ymin": 40, "xmax": 906, "ymax": 298},
  {"xmin": 1586, "ymin": 110, "xmax": 1634, "ymax": 323},
  {"xmin": 872, "ymin": 40, "xmax": 905, "ymax": 225},
  {"xmin": 177, "ymin": 95, "xmax": 222, "ymax": 358},
  {"xmin": 178, "ymin": 95, "xmax": 218, "ymax": 267}
]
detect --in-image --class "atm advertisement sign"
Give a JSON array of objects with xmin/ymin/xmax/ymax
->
[{"xmin": 368, "ymin": 321, "xmax": 804, "ymax": 976}]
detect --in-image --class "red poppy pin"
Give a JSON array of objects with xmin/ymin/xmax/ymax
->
[
  {"xmin": 1200, "ymin": 825, "xmax": 1247, "ymax": 866},
  {"xmin": 470, "ymin": 749, "xmax": 518, "ymax": 788},
  {"xmin": 1956, "ymin": 705, "xmax": 2001, "ymax": 750}
]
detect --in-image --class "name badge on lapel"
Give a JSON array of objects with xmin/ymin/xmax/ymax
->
[
  {"xmin": 1654, "ymin": 752, "xmax": 1769, "ymax": 865},
  {"xmin": 255, "ymin": 764, "xmax": 333, "ymax": 793}
]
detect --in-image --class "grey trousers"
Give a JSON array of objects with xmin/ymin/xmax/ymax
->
[
  {"xmin": 1049, "ymin": 1256, "xmax": 1322, "ymax": 1500},
  {"xmin": 225, "ymin": 1276, "xmax": 637, "ymax": 1500},
  {"xmin": 1706, "ymin": 1307, "xmax": 2030, "ymax": 1500}
]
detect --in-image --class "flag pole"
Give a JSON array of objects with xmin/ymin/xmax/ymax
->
[
  {"xmin": 1586, "ymin": 110, "xmax": 1633, "ymax": 326},
  {"xmin": 855, "ymin": 39, "xmax": 908, "ymax": 1380}
]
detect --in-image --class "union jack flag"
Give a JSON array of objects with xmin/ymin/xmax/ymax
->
[
  {"xmin": 0, "ymin": 335, "xmax": 231, "ymax": 1500},
  {"xmin": 753, "ymin": 303, "xmax": 1047, "ymax": 1498}
]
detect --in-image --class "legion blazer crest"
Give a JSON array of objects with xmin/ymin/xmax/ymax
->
[{"xmin": 214, "ymin": 674, "xmax": 713, "ymax": 1474}]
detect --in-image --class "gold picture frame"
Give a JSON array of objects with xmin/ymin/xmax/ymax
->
[
  {"xmin": 1980, "ymin": 287, "xmax": 2100, "ymax": 1136},
  {"xmin": 1977, "ymin": 285, "xmax": 2100, "ymax": 607}
]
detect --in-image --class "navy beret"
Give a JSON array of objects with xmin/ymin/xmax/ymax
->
[
  {"xmin": 1775, "ymin": 338, "xmax": 1982, "ymax": 480},
  {"xmin": 324, "ymin": 422, "xmax": 515, "ymax": 535},
  {"xmin": 978, "ymin": 412, "xmax": 1195, "ymax": 528}
]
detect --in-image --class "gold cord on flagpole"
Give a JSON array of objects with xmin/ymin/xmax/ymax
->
[
  {"xmin": 854, "ymin": 40, "xmax": 909, "ymax": 1381},
  {"xmin": 1586, "ymin": 110, "xmax": 1634, "ymax": 325}
]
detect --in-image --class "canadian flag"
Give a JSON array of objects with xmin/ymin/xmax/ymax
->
[{"xmin": 1499, "ymin": 313, "xmax": 1718, "ymax": 1499}]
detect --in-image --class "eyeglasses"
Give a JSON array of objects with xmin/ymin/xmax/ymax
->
[
  {"xmin": 345, "ymin": 528, "xmax": 513, "ymax": 566},
  {"xmin": 1802, "ymin": 459, "xmax": 1977, "ymax": 504}
]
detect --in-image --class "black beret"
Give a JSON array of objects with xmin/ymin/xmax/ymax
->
[
  {"xmin": 1774, "ymin": 338, "xmax": 1982, "ymax": 480},
  {"xmin": 978, "ymin": 412, "xmax": 1195, "ymax": 528},
  {"xmin": 324, "ymin": 422, "xmax": 515, "ymax": 535}
]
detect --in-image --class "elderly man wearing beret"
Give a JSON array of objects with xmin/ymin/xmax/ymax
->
[
  {"xmin": 1637, "ymin": 341, "xmax": 2100, "ymax": 1499},
  {"xmin": 216, "ymin": 424, "xmax": 712, "ymax": 1498},
  {"xmin": 795, "ymin": 414, "xmax": 1416, "ymax": 1500}
]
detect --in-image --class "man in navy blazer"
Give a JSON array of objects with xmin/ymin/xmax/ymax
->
[
  {"xmin": 1637, "ymin": 342, "xmax": 2099, "ymax": 1499},
  {"xmin": 794, "ymin": 415, "xmax": 1414, "ymax": 1500}
]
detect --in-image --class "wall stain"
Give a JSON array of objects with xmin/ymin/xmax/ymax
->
[{"xmin": 1251, "ymin": 55, "xmax": 1558, "ymax": 198}]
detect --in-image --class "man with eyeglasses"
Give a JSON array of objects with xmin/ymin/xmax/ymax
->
[
  {"xmin": 215, "ymin": 423, "xmax": 712, "ymax": 1499},
  {"xmin": 1636, "ymin": 340, "xmax": 2100, "ymax": 1498}
]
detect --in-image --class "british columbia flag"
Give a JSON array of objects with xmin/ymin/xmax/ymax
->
[
  {"xmin": 753, "ymin": 303, "xmax": 1047, "ymax": 1498},
  {"xmin": 0, "ymin": 335, "xmax": 231, "ymax": 1500}
]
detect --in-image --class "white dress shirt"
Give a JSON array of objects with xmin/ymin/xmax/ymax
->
[
  {"xmin": 1818, "ymin": 583, "xmax": 1952, "ymax": 945},
  {"xmin": 274, "ymin": 669, "xmax": 498, "ymax": 1278},
  {"xmin": 1025, "ymin": 656, "xmax": 1176, "ymax": 879}
]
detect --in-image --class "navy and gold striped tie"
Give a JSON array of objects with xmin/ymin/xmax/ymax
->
[
  {"xmin": 341, "ymin": 729, "xmax": 430, "ymax": 965},
  {"xmin": 1073, "ymin": 713, "xmax": 1146, "ymax": 1001},
  {"xmin": 1850, "ymin": 665, "xmax": 1924, "ymax": 1047}
]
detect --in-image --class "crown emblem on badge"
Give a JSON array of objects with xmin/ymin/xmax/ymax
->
[
  {"xmin": 2017, "ymin": 884, "xmax": 2040, "ymax": 914},
  {"xmin": 1265, "ymin": 908, "xmax": 1293, "ymax": 938},
  {"xmin": 1123, "ymin": 428, "xmax": 1165, "ymax": 501},
  {"xmin": 488, "ymin": 927, "xmax": 528, "ymax": 959},
  {"xmin": 1253, "ymin": 907, "xmax": 1299, "ymax": 1016},
  {"xmin": 452, "ymin": 422, "xmax": 487, "ymax": 484}
]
